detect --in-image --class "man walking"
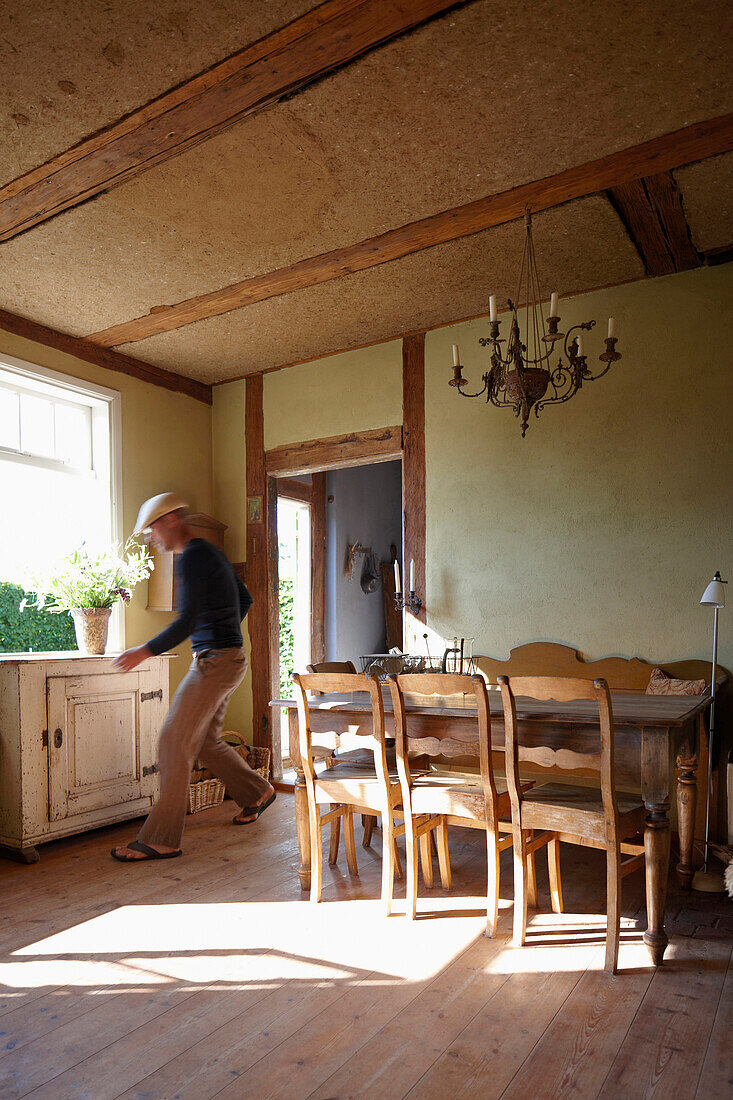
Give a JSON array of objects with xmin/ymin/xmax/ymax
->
[{"xmin": 112, "ymin": 493, "xmax": 275, "ymax": 862}]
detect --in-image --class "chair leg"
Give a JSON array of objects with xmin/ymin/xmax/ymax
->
[
  {"xmin": 548, "ymin": 834, "xmax": 563, "ymax": 914},
  {"xmin": 419, "ymin": 830, "xmax": 434, "ymax": 888},
  {"xmin": 512, "ymin": 828, "xmax": 529, "ymax": 947},
  {"xmin": 328, "ymin": 809, "xmax": 340, "ymax": 865},
  {"xmin": 485, "ymin": 826, "xmax": 500, "ymax": 938},
  {"xmin": 392, "ymin": 830, "xmax": 403, "ymax": 879},
  {"xmin": 527, "ymin": 829, "xmax": 538, "ymax": 909},
  {"xmin": 363, "ymin": 814, "xmax": 376, "ymax": 848},
  {"xmin": 381, "ymin": 820, "xmax": 396, "ymax": 915},
  {"xmin": 310, "ymin": 806, "xmax": 324, "ymax": 904},
  {"xmin": 405, "ymin": 822, "xmax": 419, "ymax": 920},
  {"xmin": 343, "ymin": 809, "xmax": 358, "ymax": 876},
  {"xmin": 436, "ymin": 818, "xmax": 451, "ymax": 890},
  {"xmin": 605, "ymin": 841, "xmax": 621, "ymax": 974}
]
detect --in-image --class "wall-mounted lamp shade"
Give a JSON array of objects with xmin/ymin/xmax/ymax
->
[{"xmin": 700, "ymin": 573, "xmax": 725, "ymax": 607}]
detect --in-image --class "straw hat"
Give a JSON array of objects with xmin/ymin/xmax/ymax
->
[{"xmin": 133, "ymin": 492, "xmax": 188, "ymax": 534}]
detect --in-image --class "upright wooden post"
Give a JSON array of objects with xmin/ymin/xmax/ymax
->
[
  {"xmin": 245, "ymin": 374, "xmax": 272, "ymax": 751},
  {"xmin": 402, "ymin": 333, "xmax": 427, "ymax": 647},
  {"xmin": 311, "ymin": 472, "xmax": 327, "ymax": 665}
]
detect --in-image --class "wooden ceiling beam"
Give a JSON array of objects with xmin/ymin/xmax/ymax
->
[
  {"xmin": 87, "ymin": 112, "xmax": 733, "ymax": 349},
  {"xmin": 0, "ymin": 0, "xmax": 466, "ymax": 244},
  {"xmin": 607, "ymin": 171, "xmax": 701, "ymax": 276},
  {"xmin": 0, "ymin": 308, "xmax": 211, "ymax": 404}
]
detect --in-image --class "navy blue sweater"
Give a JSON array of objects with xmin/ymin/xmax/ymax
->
[{"xmin": 148, "ymin": 539, "xmax": 253, "ymax": 656}]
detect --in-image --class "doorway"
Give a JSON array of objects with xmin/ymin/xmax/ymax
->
[
  {"xmin": 276, "ymin": 494, "xmax": 311, "ymax": 698},
  {"xmin": 271, "ymin": 459, "xmax": 403, "ymax": 774}
]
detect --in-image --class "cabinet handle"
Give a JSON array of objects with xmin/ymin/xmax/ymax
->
[
  {"xmin": 143, "ymin": 764, "xmax": 159, "ymax": 776},
  {"xmin": 53, "ymin": 729, "xmax": 63, "ymax": 749}
]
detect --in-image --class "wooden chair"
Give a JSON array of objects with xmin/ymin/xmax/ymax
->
[
  {"xmin": 292, "ymin": 670, "xmax": 405, "ymax": 909},
  {"xmin": 307, "ymin": 660, "xmax": 380, "ymax": 849},
  {"xmin": 387, "ymin": 672, "xmax": 537, "ymax": 935},
  {"xmin": 499, "ymin": 675, "xmax": 646, "ymax": 974}
]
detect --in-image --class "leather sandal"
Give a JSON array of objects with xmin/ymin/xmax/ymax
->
[
  {"xmin": 233, "ymin": 791, "xmax": 276, "ymax": 825},
  {"xmin": 111, "ymin": 840, "xmax": 183, "ymax": 862}
]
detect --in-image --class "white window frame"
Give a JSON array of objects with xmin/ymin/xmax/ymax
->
[{"xmin": 0, "ymin": 352, "xmax": 125, "ymax": 650}]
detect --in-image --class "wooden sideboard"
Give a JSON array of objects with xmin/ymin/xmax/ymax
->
[{"xmin": 0, "ymin": 652, "xmax": 174, "ymax": 862}]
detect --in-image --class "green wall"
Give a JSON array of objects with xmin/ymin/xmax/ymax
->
[{"xmin": 425, "ymin": 265, "xmax": 732, "ymax": 674}]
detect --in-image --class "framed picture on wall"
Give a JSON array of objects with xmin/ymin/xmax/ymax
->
[{"xmin": 247, "ymin": 496, "xmax": 263, "ymax": 523}]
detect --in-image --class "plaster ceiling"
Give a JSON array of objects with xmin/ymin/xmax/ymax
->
[
  {"xmin": 0, "ymin": 0, "xmax": 730, "ymax": 384},
  {"xmin": 676, "ymin": 153, "xmax": 733, "ymax": 253},
  {"xmin": 0, "ymin": 0, "xmax": 321, "ymax": 181},
  {"xmin": 124, "ymin": 198, "xmax": 644, "ymax": 382}
]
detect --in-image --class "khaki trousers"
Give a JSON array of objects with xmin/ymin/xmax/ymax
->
[{"xmin": 137, "ymin": 647, "xmax": 270, "ymax": 849}]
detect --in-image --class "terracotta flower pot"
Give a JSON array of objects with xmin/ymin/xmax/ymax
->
[{"xmin": 71, "ymin": 607, "xmax": 112, "ymax": 655}]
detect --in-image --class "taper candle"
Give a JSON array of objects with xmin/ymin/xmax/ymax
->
[
  {"xmin": 452, "ymin": 344, "xmax": 460, "ymax": 367},
  {"xmin": 550, "ymin": 292, "xmax": 558, "ymax": 316},
  {"xmin": 608, "ymin": 316, "xmax": 615, "ymax": 339},
  {"xmin": 394, "ymin": 560, "xmax": 401, "ymax": 594},
  {"xmin": 409, "ymin": 559, "xmax": 415, "ymax": 592},
  {"xmin": 489, "ymin": 295, "xmax": 497, "ymax": 322}
]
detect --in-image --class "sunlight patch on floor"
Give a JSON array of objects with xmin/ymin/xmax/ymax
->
[{"xmin": 3, "ymin": 898, "xmax": 488, "ymax": 991}]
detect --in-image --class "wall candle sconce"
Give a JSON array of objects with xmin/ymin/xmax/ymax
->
[{"xmin": 393, "ymin": 558, "xmax": 422, "ymax": 615}]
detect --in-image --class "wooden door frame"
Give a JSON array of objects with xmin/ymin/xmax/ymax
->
[{"xmin": 247, "ymin": 334, "xmax": 426, "ymax": 777}]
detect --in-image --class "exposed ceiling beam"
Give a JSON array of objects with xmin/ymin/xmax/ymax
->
[
  {"xmin": 0, "ymin": 0, "xmax": 466, "ymax": 244},
  {"xmin": 87, "ymin": 112, "xmax": 733, "ymax": 349},
  {"xmin": 0, "ymin": 308, "xmax": 211, "ymax": 404},
  {"xmin": 607, "ymin": 171, "xmax": 701, "ymax": 276}
]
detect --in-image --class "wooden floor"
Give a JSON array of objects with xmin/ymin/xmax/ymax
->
[{"xmin": 1, "ymin": 795, "xmax": 730, "ymax": 1100}]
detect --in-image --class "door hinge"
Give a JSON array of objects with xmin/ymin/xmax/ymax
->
[
  {"xmin": 42, "ymin": 730, "xmax": 48, "ymax": 748},
  {"xmin": 141, "ymin": 689, "xmax": 163, "ymax": 702},
  {"xmin": 142, "ymin": 764, "xmax": 159, "ymax": 777}
]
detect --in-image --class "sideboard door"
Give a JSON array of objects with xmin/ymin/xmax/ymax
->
[{"xmin": 47, "ymin": 672, "xmax": 145, "ymax": 821}]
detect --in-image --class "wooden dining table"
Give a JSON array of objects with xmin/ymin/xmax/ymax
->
[{"xmin": 274, "ymin": 687, "xmax": 711, "ymax": 966}]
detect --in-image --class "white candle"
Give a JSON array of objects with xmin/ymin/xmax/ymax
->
[
  {"xmin": 409, "ymin": 559, "xmax": 415, "ymax": 592},
  {"xmin": 452, "ymin": 343, "xmax": 460, "ymax": 367},
  {"xmin": 489, "ymin": 295, "xmax": 497, "ymax": 322},
  {"xmin": 576, "ymin": 334, "xmax": 584, "ymax": 356},
  {"xmin": 394, "ymin": 560, "xmax": 401, "ymax": 594},
  {"xmin": 550, "ymin": 292, "xmax": 558, "ymax": 317},
  {"xmin": 608, "ymin": 316, "xmax": 615, "ymax": 339}
]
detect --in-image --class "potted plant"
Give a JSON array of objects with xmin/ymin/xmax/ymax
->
[{"xmin": 20, "ymin": 539, "xmax": 152, "ymax": 655}]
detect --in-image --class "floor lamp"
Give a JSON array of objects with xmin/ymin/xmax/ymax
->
[{"xmin": 693, "ymin": 570, "xmax": 727, "ymax": 892}]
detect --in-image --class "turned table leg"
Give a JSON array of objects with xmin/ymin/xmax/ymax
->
[
  {"xmin": 641, "ymin": 727, "xmax": 672, "ymax": 966},
  {"xmin": 288, "ymin": 707, "xmax": 311, "ymax": 892},
  {"xmin": 643, "ymin": 806, "xmax": 671, "ymax": 965},
  {"xmin": 676, "ymin": 752, "xmax": 697, "ymax": 889}
]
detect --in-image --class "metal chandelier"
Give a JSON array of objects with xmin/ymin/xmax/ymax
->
[{"xmin": 449, "ymin": 212, "xmax": 621, "ymax": 437}]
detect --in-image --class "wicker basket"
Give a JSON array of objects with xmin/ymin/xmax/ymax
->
[
  {"xmin": 187, "ymin": 777, "xmax": 225, "ymax": 813},
  {"xmin": 245, "ymin": 745, "xmax": 271, "ymax": 780},
  {"xmin": 187, "ymin": 736, "xmax": 271, "ymax": 813},
  {"xmin": 221, "ymin": 732, "xmax": 271, "ymax": 781}
]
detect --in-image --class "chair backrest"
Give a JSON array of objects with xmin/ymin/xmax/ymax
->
[
  {"xmin": 306, "ymin": 661, "xmax": 357, "ymax": 694},
  {"xmin": 498, "ymin": 674, "xmax": 618, "ymax": 827},
  {"xmin": 291, "ymin": 671, "xmax": 391, "ymax": 795},
  {"xmin": 306, "ymin": 661, "xmax": 357, "ymax": 675},
  {"xmin": 387, "ymin": 673, "xmax": 500, "ymax": 819}
]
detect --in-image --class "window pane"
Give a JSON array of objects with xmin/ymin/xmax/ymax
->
[
  {"xmin": 19, "ymin": 393, "xmax": 54, "ymax": 457},
  {"xmin": 0, "ymin": 387, "xmax": 20, "ymax": 449},
  {"xmin": 55, "ymin": 402, "xmax": 92, "ymax": 468}
]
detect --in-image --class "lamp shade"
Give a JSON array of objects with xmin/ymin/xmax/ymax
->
[{"xmin": 700, "ymin": 572, "xmax": 726, "ymax": 607}]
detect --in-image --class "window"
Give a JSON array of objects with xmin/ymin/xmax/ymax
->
[{"xmin": 0, "ymin": 353, "xmax": 122, "ymax": 650}]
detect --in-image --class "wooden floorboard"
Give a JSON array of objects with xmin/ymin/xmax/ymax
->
[
  {"xmin": 695, "ymin": 950, "xmax": 733, "ymax": 1096},
  {"xmin": 1, "ymin": 796, "xmax": 729, "ymax": 1099}
]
